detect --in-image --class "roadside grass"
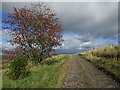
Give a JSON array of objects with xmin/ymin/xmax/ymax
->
[
  {"xmin": 2, "ymin": 54, "xmax": 63, "ymax": 70},
  {"xmin": 78, "ymin": 45, "xmax": 120, "ymax": 83},
  {"xmin": 3, "ymin": 55, "xmax": 69, "ymax": 88}
]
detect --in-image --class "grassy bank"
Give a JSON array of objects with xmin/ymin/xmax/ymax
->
[
  {"xmin": 78, "ymin": 45, "xmax": 120, "ymax": 83},
  {"xmin": 3, "ymin": 55, "xmax": 69, "ymax": 88}
]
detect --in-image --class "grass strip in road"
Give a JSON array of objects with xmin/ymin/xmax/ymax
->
[{"xmin": 77, "ymin": 57, "xmax": 99, "ymax": 88}]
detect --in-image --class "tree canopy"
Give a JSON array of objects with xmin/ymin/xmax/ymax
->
[{"xmin": 2, "ymin": 3, "xmax": 64, "ymax": 64}]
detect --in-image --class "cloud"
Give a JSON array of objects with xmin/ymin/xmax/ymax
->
[
  {"xmin": 1, "ymin": 30, "xmax": 13, "ymax": 42},
  {"xmin": 2, "ymin": 0, "xmax": 119, "ymax": 2},
  {"xmin": 2, "ymin": 2, "xmax": 118, "ymax": 53},
  {"xmin": 0, "ymin": 42, "xmax": 15, "ymax": 50},
  {"xmin": 2, "ymin": 2, "xmax": 118, "ymax": 40},
  {"xmin": 61, "ymin": 34, "xmax": 113, "ymax": 51},
  {"xmin": 0, "ymin": 30, "xmax": 16, "ymax": 51},
  {"xmin": 2, "ymin": 2, "xmax": 32, "ymax": 13},
  {"xmin": 48, "ymin": 2, "xmax": 118, "ymax": 40}
]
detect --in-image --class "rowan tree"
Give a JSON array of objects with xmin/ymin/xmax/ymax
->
[{"xmin": 2, "ymin": 3, "xmax": 63, "ymax": 64}]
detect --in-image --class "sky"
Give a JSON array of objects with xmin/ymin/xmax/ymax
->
[{"xmin": 0, "ymin": 1, "xmax": 119, "ymax": 54}]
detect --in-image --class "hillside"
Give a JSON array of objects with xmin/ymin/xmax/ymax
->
[{"xmin": 78, "ymin": 45, "xmax": 120, "ymax": 83}]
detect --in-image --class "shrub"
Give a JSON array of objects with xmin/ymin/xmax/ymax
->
[{"xmin": 7, "ymin": 57, "xmax": 30, "ymax": 80}]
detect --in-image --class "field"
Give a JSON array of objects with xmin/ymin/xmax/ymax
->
[
  {"xmin": 2, "ymin": 55, "xmax": 69, "ymax": 88},
  {"xmin": 78, "ymin": 45, "xmax": 120, "ymax": 83}
]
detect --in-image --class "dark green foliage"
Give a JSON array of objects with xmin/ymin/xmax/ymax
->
[
  {"xmin": 3, "ymin": 55, "xmax": 69, "ymax": 88},
  {"xmin": 7, "ymin": 57, "xmax": 30, "ymax": 80}
]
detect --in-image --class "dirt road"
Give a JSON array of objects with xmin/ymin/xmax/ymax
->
[{"xmin": 63, "ymin": 55, "xmax": 119, "ymax": 88}]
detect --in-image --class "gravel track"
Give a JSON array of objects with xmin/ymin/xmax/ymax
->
[{"xmin": 63, "ymin": 55, "xmax": 119, "ymax": 88}]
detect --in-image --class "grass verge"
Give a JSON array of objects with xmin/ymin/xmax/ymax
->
[
  {"xmin": 79, "ymin": 54, "xmax": 120, "ymax": 84},
  {"xmin": 3, "ymin": 55, "xmax": 69, "ymax": 88},
  {"xmin": 78, "ymin": 45, "xmax": 120, "ymax": 84}
]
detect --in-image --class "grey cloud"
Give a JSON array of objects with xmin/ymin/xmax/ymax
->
[
  {"xmin": 1, "ymin": 30, "xmax": 13, "ymax": 41},
  {"xmin": 2, "ymin": 2, "xmax": 118, "ymax": 53},
  {"xmin": 61, "ymin": 34, "xmax": 112, "ymax": 51},
  {"xmin": 49, "ymin": 2, "xmax": 118, "ymax": 40},
  {"xmin": 2, "ymin": 2, "xmax": 32, "ymax": 13},
  {"xmin": 0, "ymin": 42, "xmax": 15, "ymax": 50},
  {"xmin": 2, "ymin": 2, "xmax": 118, "ymax": 40}
]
